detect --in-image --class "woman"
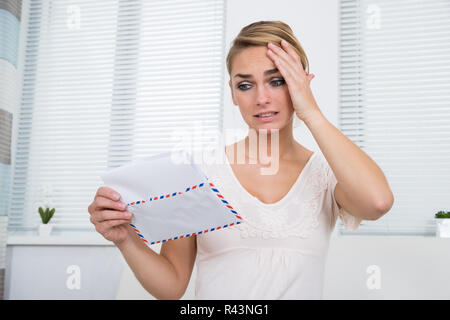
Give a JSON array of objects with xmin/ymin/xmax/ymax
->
[{"xmin": 88, "ymin": 21, "xmax": 394, "ymax": 300}]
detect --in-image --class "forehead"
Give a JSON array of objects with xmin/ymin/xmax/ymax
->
[{"xmin": 231, "ymin": 46, "xmax": 277, "ymax": 77}]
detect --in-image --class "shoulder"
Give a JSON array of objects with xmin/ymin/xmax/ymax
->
[
  {"xmin": 301, "ymin": 151, "xmax": 330, "ymax": 191},
  {"xmin": 312, "ymin": 152, "xmax": 339, "ymax": 194}
]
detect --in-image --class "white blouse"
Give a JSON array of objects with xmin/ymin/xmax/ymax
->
[{"xmin": 193, "ymin": 146, "xmax": 361, "ymax": 299}]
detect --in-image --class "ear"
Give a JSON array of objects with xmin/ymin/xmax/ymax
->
[{"xmin": 229, "ymin": 79, "xmax": 238, "ymax": 106}]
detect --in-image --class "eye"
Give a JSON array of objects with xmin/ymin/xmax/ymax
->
[
  {"xmin": 237, "ymin": 83, "xmax": 251, "ymax": 91},
  {"xmin": 271, "ymin": 78, "xmax": 285, "ymax": 87},
  {"xmin": 236, "ymin": 78, "xmax": 285, "ymax": 91}
]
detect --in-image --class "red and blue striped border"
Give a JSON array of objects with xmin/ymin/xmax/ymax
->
[
  {"xmin": 127, "ymin": 181, "xmax": 243, "ymax": 245},
  {"xmin": 126, "ymin": 182, "xmax": 207, "ymax": 206}
]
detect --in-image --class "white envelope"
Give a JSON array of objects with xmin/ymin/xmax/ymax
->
[{"xmin": 100, "ymin": 149, "xmax": 243, "ymax": 245}]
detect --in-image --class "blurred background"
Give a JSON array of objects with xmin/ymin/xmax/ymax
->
[{"xmin": 1, "ymin": 0, "xmax": 449, "ymax": 299}]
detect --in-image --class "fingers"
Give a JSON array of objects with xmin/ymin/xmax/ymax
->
[
  {"xmin": 88, "ymin": 197, "xmax": 126, "ymax": 219},
  {"xmin": 267, "ymin": 48, "xmax": 297, "ymax": 87},
  {"xmin": 267, "ymin": 40, "xmax": 310, "ymax": 81},
  {"xmin": 95, "ymin": 219, "xmax": 131, "ymax": 234},
  {"xmin": 267, "ymin": 41, "xmax": 301, "ymax": 74},
  {"xmin": 95, "ymin": 196, "xmax": 127, "ymax": 212},
  {"xmin": 280, "ymin": 39, "xmax": 304, "ymax": 68},
  {"xmin": 89, "ymin": 187, "xmax": 130, "ymax": 225},
  {"xmin": 89, "ymin": 186, "xmax": 126, "ymax": 216},
  {"xmin": 95, "ymin": 186, "xmax": 121, "ymax": 202},
  {"xmin": 90, "ymin": 209, "xmax": 132, "ymax": 224},
  {"xmin": 89, "ymin": 187, "xmax": 133, "ymax": 241}
]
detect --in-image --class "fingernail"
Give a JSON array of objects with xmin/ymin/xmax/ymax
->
[{"xmin": 125, "ymin": 212, "xmax": 132, "ymax": 218}]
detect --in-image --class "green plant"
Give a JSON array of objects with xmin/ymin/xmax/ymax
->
[
  {"xmin": 435, "ymin": 210, "xmax": 450, "ymax": 219},
  {"xmin": 39, "ymin": 206, "xmax": 55, "ymax": 224}
]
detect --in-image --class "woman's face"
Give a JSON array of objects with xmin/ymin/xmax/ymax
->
[{"xmin": 228, "ymin": 46, "xmax": 295, "ymax": 131}]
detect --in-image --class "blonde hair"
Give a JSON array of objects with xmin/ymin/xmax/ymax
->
[{"xmin": 226, "ymin": 20, "xmax": 310, "ymax": 79}]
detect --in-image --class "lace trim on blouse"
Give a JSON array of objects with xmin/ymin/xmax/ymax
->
[{"xmin": 203, "ymin": 152, "xmax": 330, "ymax": 240}]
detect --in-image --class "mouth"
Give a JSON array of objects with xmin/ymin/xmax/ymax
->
[{"xmin": 254, "ymin": 111, "xmax": 279, "ymax": 122}]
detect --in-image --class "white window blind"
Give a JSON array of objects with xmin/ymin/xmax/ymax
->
[
  {"xmin": 338, "ymin": 0, "xmax": 450, "ymax": 235},
  {"xmin": 8, "ymin": 0, "xmax": 226, "ymax": 232}
]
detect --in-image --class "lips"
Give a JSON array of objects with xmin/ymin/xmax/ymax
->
[
  {"xmin": 254, "ymin": 111, "xmax": 279, "ymax": 117},
  {"xmin": 254, "ymin": 111, "xmax": 279, "ymax": 122}
]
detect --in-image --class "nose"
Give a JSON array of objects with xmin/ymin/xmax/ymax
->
[{"xmin": 256, "ymin": 85, "xmax": 271, "ymax": 106}]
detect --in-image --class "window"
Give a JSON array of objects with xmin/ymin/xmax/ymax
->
[
  {"xmin": 8, "ymin": 0, "xmax": 226, "ymax": 233},
  {"xmin": 338, "ymin": 0, "xmax": 450, "ymax": 235}
]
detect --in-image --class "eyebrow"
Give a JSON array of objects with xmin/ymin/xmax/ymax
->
[{"xmin": 233, "ymin": 68, "xmax": 280, "ymax": 79}]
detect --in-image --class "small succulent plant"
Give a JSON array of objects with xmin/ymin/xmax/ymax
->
[
  {"xmin": 39, "ymin": 206, "xmax": 55, "ymax": 224},
  {"xmin": 435, "ymin": 211, "xmax": 450, "ymax": 219}
]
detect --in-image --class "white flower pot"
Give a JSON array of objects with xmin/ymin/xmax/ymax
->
[
  {"xmin": 39, "ymin": 224, "xmax": 53, "ymax": 236},
  {"xmin": 435, "ymin": 219, "xmax": 450, "ymax": 238}
]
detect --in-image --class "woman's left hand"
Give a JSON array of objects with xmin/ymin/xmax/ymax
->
[{"xmin": 266, "ymin": 39, "xmax": 321, "ymax": 122}]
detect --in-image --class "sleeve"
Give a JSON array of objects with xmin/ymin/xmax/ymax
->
[{"xmin": 325, "ymin": 159, "xmax": 362, "ymax": 232}]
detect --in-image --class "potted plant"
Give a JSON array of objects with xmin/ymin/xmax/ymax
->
[
  {"xmin": 38, "ymin": 206, "xmax": 55, "ymax": 236},
  {"xmin": 435, "ymin": 210, "xmax": 450, "ymax": 238}
]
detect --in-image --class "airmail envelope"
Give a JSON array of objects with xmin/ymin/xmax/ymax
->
[{"xmin": 100, "ymin": 149, "xmax": 243, "ymax": 245}]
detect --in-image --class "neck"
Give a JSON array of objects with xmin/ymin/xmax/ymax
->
[{"xmin": 243, "ymin": 121, "xmax": 297, "ymax": 164}]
